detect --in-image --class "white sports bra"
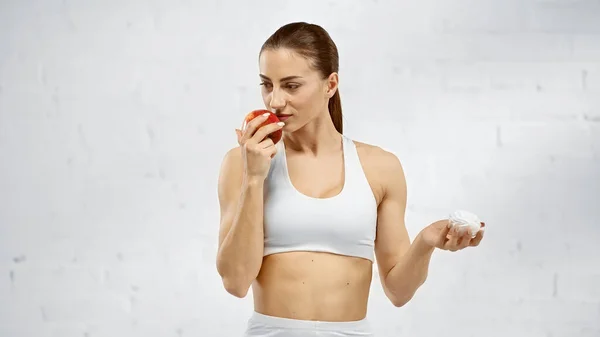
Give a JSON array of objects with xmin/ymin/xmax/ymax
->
[{"xmin": 262, "ymin": 134, "xmax": 378, "ymax": 262}]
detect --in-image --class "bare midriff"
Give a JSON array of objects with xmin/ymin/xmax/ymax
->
[{"xmin": 252, "ymin": 251, "xmax": 373, "ymax": 322}]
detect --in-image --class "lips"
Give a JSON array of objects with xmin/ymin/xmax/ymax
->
[{"xmin": 277, "ymin": 115, "xmax": 292, "ymax": 121}]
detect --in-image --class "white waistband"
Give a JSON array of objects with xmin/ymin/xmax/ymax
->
[{"xmin": 247, "ymin": 311, "xmax": 372, "ymax": 332}]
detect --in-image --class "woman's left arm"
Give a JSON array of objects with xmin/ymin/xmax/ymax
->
[{"xmin": 373, "ymin": 150, "xmax": 484, "ymax": 307}]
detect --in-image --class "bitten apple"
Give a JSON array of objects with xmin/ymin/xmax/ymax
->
[{"xmin": 242, "ymin": 109, "xmax": 283, "ymax": 145}]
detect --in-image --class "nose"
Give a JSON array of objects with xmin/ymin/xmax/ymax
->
[{"xmin": 269, "ymin": 88, "xmax": 286, "ymax": 110}]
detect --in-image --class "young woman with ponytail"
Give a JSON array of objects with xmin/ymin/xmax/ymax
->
[{"xmin": 216, "ymin": 22, "xmax": 485, "ymax": 337}]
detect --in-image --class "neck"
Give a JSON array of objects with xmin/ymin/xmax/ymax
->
[{"xmin": 283, "ymin": 111, "xmax": 341, "ymax": 155}]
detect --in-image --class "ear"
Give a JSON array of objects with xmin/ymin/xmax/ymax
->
[{"xmin": 325, "ymin": 72, "xmax": 339, "ymax": 98}]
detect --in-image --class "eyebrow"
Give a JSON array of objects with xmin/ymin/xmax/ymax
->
[{"xmin": 259, "ymin": 74, "xmax": 303, "ymax": 82}]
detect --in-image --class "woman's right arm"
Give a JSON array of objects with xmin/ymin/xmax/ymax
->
[
  {"xmin": 215, "ymin": 147, "xmax": 266, "ymax": 298},
  {"xmin": 215, "ymin": 114, "xmax": 284, "ymax": 298}
]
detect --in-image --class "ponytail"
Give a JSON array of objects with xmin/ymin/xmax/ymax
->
[{"xmin": 328, "ymin": 90, "xmax": 343, "ymax": 134}]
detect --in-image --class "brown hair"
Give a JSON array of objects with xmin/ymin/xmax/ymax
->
[{"xmin": 260, "ymin": 22, "xmax": 343, "ymax": 134}]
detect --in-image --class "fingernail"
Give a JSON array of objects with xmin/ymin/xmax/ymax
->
[
  {"xmin": 262, "ymin": 113, "xmax": 270, "ymax": 117},
  {"xmin": 277, "ymin": 122, "xmax": 285, "ymax": 126}
]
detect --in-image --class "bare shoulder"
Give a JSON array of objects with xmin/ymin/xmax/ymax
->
[
  {"xmin": 353, "ymin": 140, "xmax": 406, "ymax": 204},
  {"xmin": 354, "ymin": 141, "xmax": 402, "ymax": 174},
  {"xmin": 354, "ymin": 141, "xmax": 403, "ymax": 171}
]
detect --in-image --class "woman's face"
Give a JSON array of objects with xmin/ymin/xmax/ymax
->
[{"xmin": 258, "ymin": 48, "xmax": 336, "ymax": 132}]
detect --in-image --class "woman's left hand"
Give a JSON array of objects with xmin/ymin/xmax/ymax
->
[{"xmin": 420, "ymin": 219, "xmax": 485, "ymax": 252}]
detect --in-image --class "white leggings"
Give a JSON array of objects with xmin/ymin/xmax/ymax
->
[{"xmin": 244, "ymin": 311, "xmax": 374, "ymax": 337}]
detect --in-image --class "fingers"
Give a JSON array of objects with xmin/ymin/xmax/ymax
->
[
  {"xmin": 235, "ymin": 129, "xmax": 242, "ymax": 145},
  {"xmin": 435, "ymin": 220, "xmax": 452, "ymax": 248},
  {"xmin": 258, "ymin": 137, "xmax": 275, "ymax": 149},
  {"xmin": 239, "ymin": 113, "xmax": 284, "ymax": 146},
  {"xmin": 258, "ymin": 137, "xmax": 278, "ymax": 159},
  {"xmin": 237, "ymin": 136, "xmax": 276, "ymax": 159},
  {"xmin": 442, "ymin": 221, "xmax": 486, "ymax": 252},
  {"xmin": 469, "ymin": 228, "xmax": 485, "ymax": 247},
  {"xmin": 240, "ymin": 113, "xmax": 270, "ymax": 144},
  {"xmin": 456, "ymin": 229, "xmax": 473, "ymax": 250},
  {"xmin": 251, "ymin": 122, "xmax": 284, "ymax": 143},
  {"xmin": 263, "ymin": 143, "xmax": 278, "ymax": 159},
  {"xmin": 445, "ymin": 226, "xmax": 462, "ymax": 251},
  {"xmin": 441, "ymin": 220, "xmax": 452, "ymax": 237},
  {"xmin": 239, "ymin": 132, "xmax": 276, "ymax": 159},
  {"xmin": 445, "ymin": 226, "xmax": 474, "ymax": 251}
]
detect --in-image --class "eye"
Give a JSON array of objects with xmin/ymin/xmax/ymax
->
[
  {"xmin": 286, "ymin": 83, "xmax": 300, "ymax": 90},
  {"xmin": 260, "ymin": 82, "xmax": 273, "ymax": 89}
]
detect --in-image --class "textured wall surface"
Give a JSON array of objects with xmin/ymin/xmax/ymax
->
[{"xmin": 1, "ymin": 0, "xmax": 599, "ymax": 336}]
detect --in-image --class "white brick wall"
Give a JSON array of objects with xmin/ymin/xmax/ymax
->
[{"xmin": 1, "ymin": 0, "xmax": 599, "ymax": 336}]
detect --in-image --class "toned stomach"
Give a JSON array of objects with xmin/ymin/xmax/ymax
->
[{"xmin": 252, "ymin": 251, "xmax": 373, "ymax": 322}]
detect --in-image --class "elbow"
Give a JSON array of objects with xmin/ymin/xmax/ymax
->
[
  {"xmin": 384, "ymin": 287, "xmax": 414, "ymax": 307},
  {"xmin": 222, "ymin": 276, "xmax": 251, "ymax": 298},
  {"xmin": 392, "ymin": 301, "xmax": 405, "ymax": 308},
  {"xmin": 390, "ymin": 293, "xmax": 413, "ymax": 307},
  {"xmin": 216, "ymin": 261, "xmax": 253, "ymax": 298},
  {"xmin": 390, "ymin": 279, "xmax": 428, "ymax": 307},
  {"xmin": 386, "ymin": 282, "xmax": 425, "ymax": 308},
  {"xmin": 393, "ymin": 280, "xmax": 428, "ymax": 307},
  {"xmin": 215, "ymin": 251, "xmax": 262, "ymax": 298}
]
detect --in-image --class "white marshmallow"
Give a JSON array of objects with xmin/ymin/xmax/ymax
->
[{"xmin": 449, "ymin": 210, "xmax": 483, "ymax": 238}]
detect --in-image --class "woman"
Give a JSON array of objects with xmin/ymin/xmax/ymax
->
[{"xmin": 216, "ymin": 22, "xmax": 485, "ymax": 337}]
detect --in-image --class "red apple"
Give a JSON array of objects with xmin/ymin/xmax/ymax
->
[{"xmin": 242, "ymin": 109, "xmax": 283, "ymax": 145}]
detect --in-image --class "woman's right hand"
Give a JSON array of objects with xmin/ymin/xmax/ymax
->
[{"xmin": 235, "ymin": 113, "xmax": 284, "ymax": 181}]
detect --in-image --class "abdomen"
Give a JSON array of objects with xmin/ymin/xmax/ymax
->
[{"xmin": 252, "ymin": 251, "xmax": 373, "ymax": 322}]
